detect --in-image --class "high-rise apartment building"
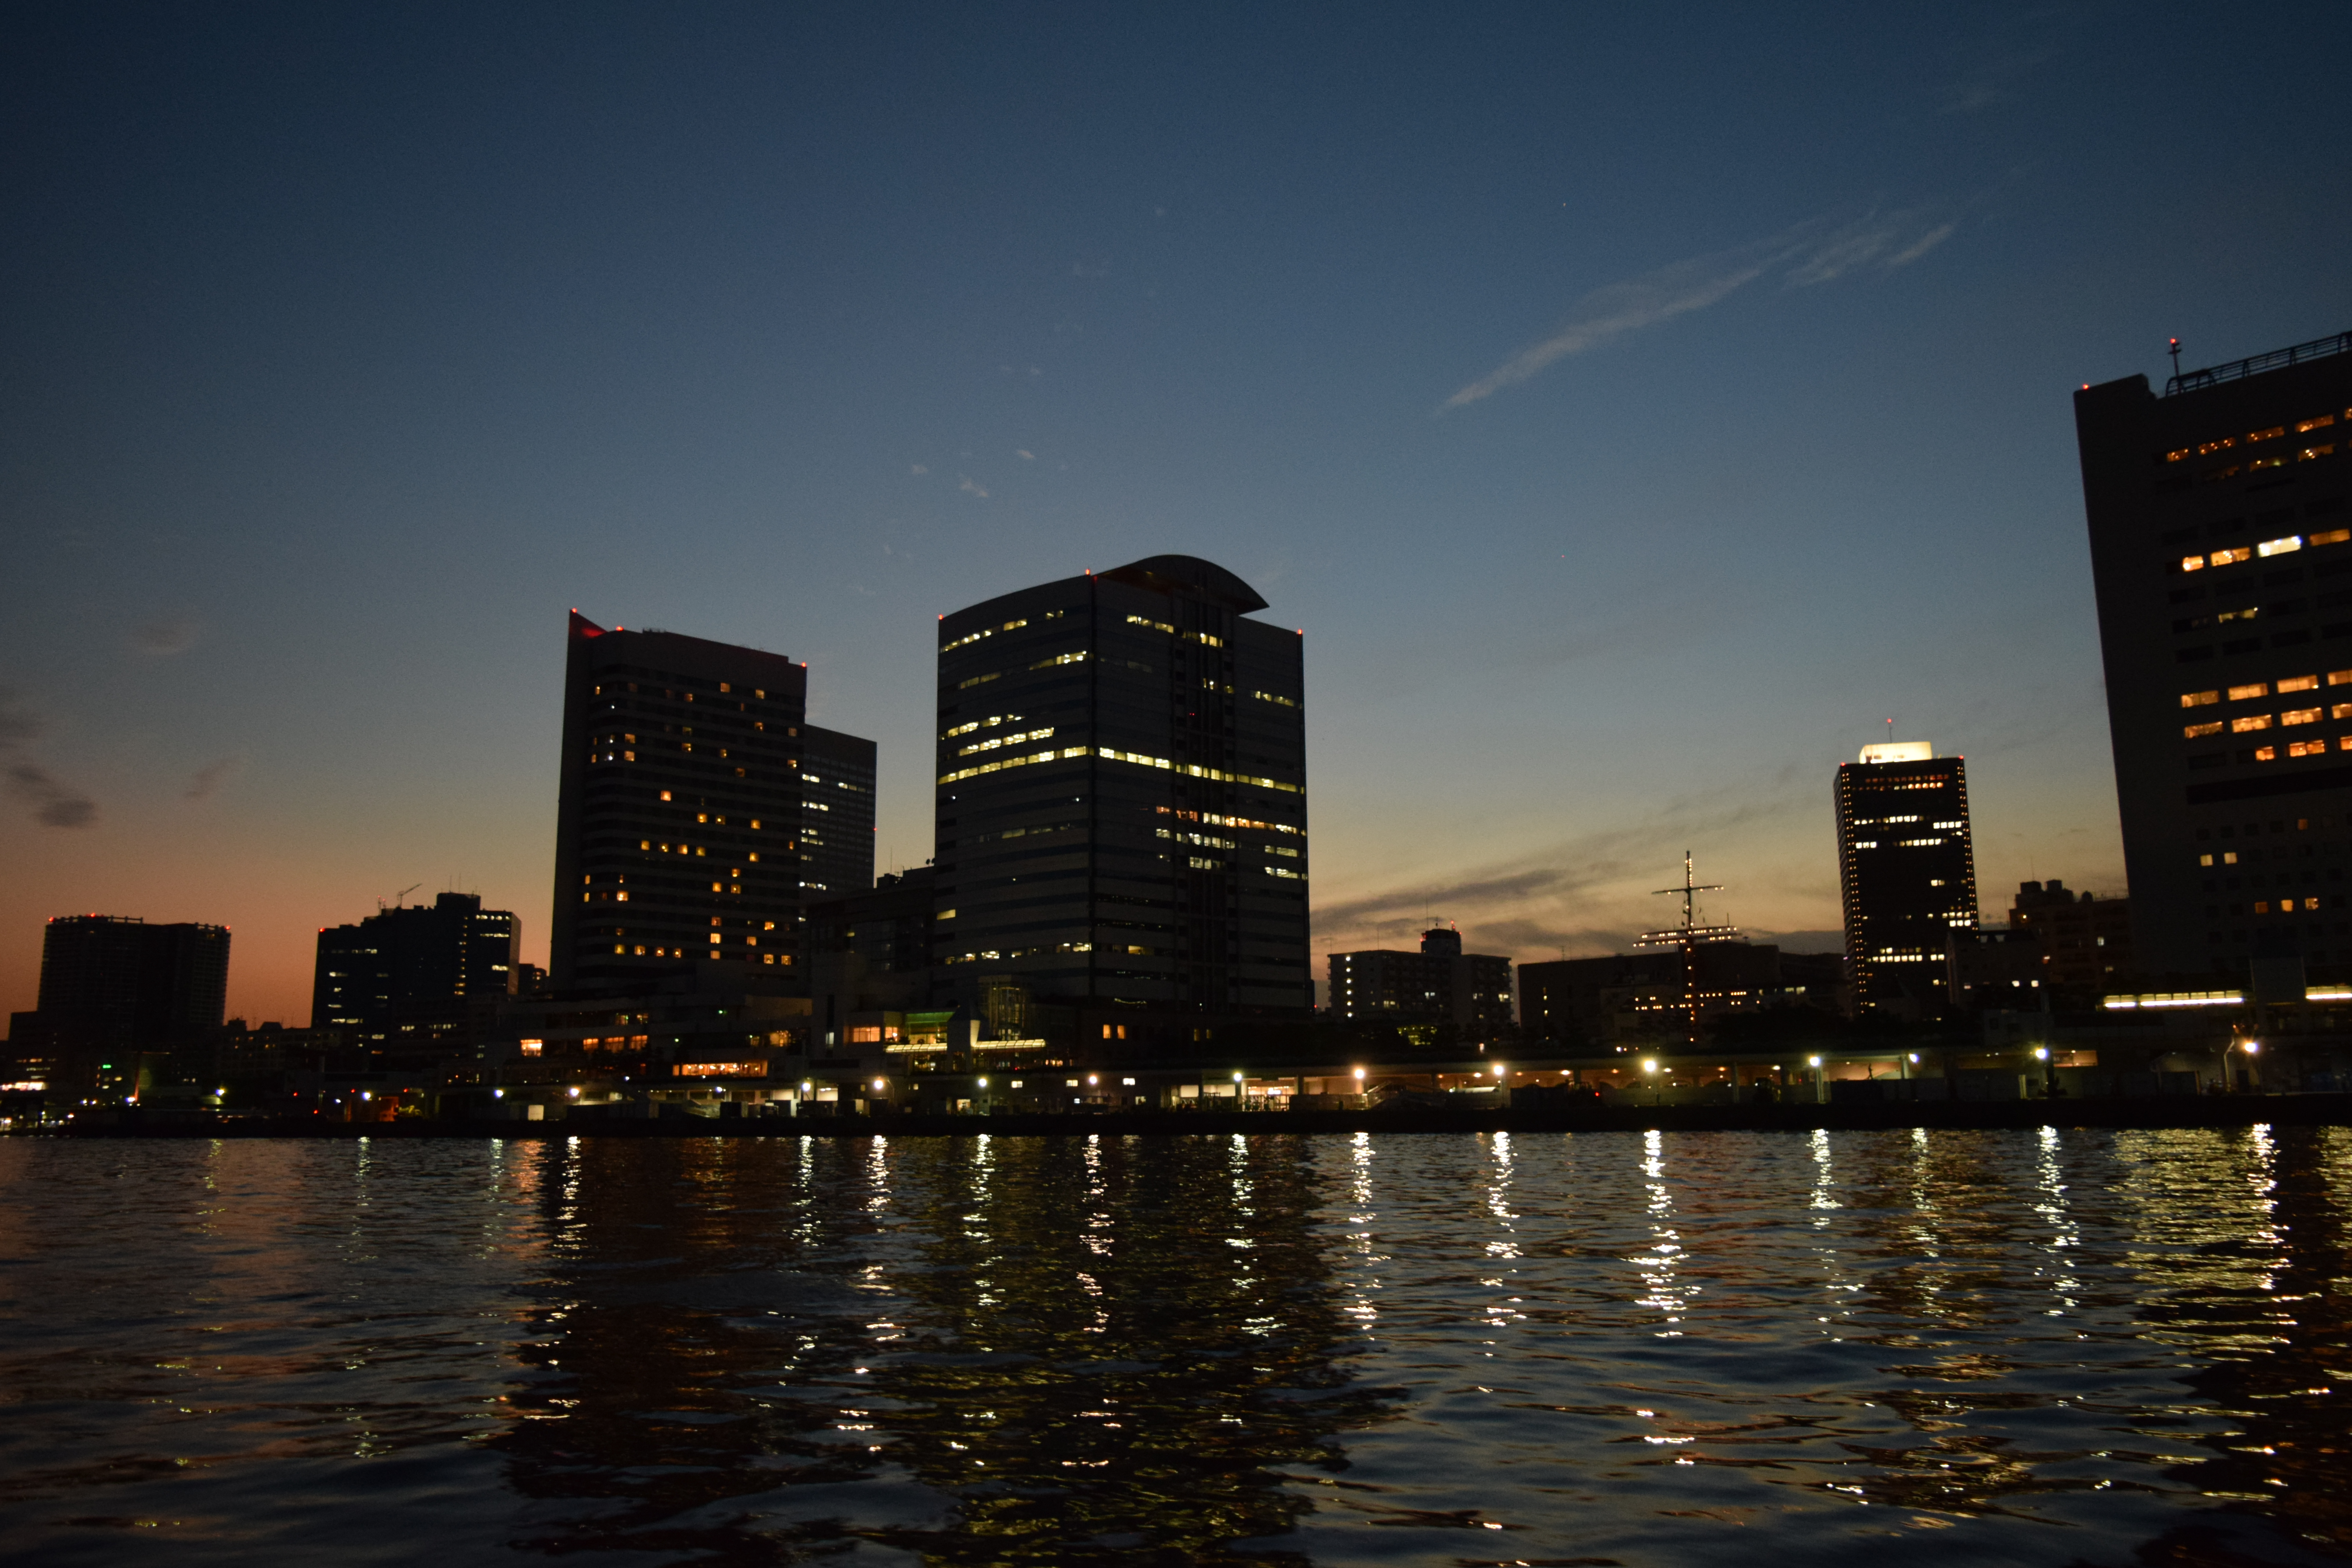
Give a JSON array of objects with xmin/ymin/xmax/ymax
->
[
  {"xmin": 933, "ymin": 555, "xmax": 1311, "ymax": 1016},
  {"xmin": 1834, "ymin": 741, "xmax": 1978, "ymax": 1012},
  {"xmin": 2074, "ymin": 330, "xmax": 2352, "ymax": 978},
  {"xmin": 311, "ymin": 892, "xmax": 520, "ymax": 1043},
  {"xmin": 552, "ymin": 612, "xmax": 842, "ymax": 988},
  {"xmin": 1327, "ymin": 926, "xmax": 1513, "ymax": 1042},
  {"xmin": 800, "ymin": 725, "xmax": 877, "ymax": 897},
  {"xmin": 21, "ymin": 915, "xmax": 230, "ymax": 1096}
]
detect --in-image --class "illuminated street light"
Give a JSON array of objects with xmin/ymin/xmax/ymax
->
[
  {"xmin": 1807, "ymin": 1055, "xmax": 1822, "ymax": 1068},
  {"xmin": 1087, "ymin": 1074, "xmax": 1098, "ymax": 1086},
  {"xmin": 872, "ymin": 1078, "xmax": 886, "ymax": 1092},
  {"xmin": 1491, "ymin": 1063, "xmax": 1506, "ymax": 1079},
  {"xmin": 1641, "ymin": 1059, "xmax": 1657, "ymax": 1074},
  {"xmin": 977, "ymin": 1076, "xmax": 989, "ymax": 1088},
  {"xmin": 1352, "ymin": 1067, "xmax": 1365, "ymax": 1081},
  {"xmin": 2032, "ymin": 1046, "xmax": 2049, "ymax": 1061}
]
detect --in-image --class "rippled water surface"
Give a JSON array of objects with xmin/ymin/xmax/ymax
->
[{"xmin": 3, "ymin": 1128, "xmax": 2350, "ymax": 1565}]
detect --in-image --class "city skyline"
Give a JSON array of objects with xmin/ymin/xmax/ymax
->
[{"xmin": 5, "ymin": 5, "xmax": 2349, "ymax": 1025}]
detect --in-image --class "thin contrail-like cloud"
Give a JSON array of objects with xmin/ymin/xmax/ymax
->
[{"xmin": 1440, "ymin": 208, "xmax": 1958, "ymax": 412}]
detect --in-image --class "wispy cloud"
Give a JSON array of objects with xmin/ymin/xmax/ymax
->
[
  {"xmin": 1314, "ymin": 774, "xmax": 1816, "ymax": 961},
  {"xmin": 7, "ymin": 763, "xmax": 96, "ymax": 828},
  {"xmin": 1441, "ymin": 208, "xmax": 1959, "ymax": 411},
  {"xmin": 0, "ymin": 688, "xmax": 41, "ymax": 750},
  {"xmin": 959, "ymin": 476, "xmax": 989, "ymax": 499},
  {"xmin": 132, "ymin": 614, "xmax": 201, "ymax": 656},
  {"xmin": 0, "ymin": 686, "xmax": 97, "ymax": 826},
  {"xmin": 185, "ymin": 756, "xmax": 244, "ymax": 801}
]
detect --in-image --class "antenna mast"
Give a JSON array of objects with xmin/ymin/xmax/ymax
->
[{"xmin": 1635, "ymin": 851, "xmax": 1742, "ymax": 1047}]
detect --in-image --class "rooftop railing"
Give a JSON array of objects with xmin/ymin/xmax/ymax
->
[{"xmin": 2165, "ymin": 329, "xmax": 2352, "ymax": 396}]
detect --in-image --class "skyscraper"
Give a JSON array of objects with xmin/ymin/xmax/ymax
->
[
  {"xmin": 800, "ymin": 725, "xmax": 877, "ymax": 897},
  {"xmin": 2074, "ymin": 330, "xmax": 2352, "ymax": 978},
  {"xmin": 22, "ymin": 915, "xmax": 230, "ymax": 1097},
  {"xmin": 1834, "ymin": 741, "xmax": 1978, "ymax": 1013},
  {"xmin": 933, "ymin": 555, "xmax": 1311, "ymax": 1018},
  {"xmin": 552, "ymin": 612, "xmax": 842, "ymax": 988},
  {"xmin": 311, "ymin": 892, "xmax": 520, "ymax": 1043}
]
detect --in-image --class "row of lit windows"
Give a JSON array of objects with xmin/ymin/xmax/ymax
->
[
  {"xmin": 938, "ymin": 744, "xmax": 1303, "ymax": 794},
  {"xmin": 1123, "ymin": 614, "xmax": 1223, "ymax": 647},
  {"xmin": 1160, "ymin": 807, "xmax": 1303, "ymax": 835},
  {"xmin": 2178, "ymin": 528, "xmax": 2350, "ymax": 573},
  {"xmin": 940, "ymin": 617, "xmax": 1030, "ymax": 653},
  {"xmin": 2184, "ymin": 705, "xmax": 2352, "ymax": 737},
  {"xmin": 2205, "ymin": 736, "xmax": 2347, "ymax": 762},
  {"xmin": 958, "ymin": 726, "xmax": 1054, "ymax": 757},
  {"xmin": 2181, "ymin": 670, "xmax": 2351, "ymax": 708},
  {"xmin": 942, "ymin": 940, "xmax": 1096, "ymax": 965},
  {"xmin": 1846, "ymin": 837, "xmax": 1956, "ymax": 849},
  {"xmin": 591, "ymin": 680, "xmax": 780, "ymax": 702},
  {"xmin": 2165, "ymin": 412, "xmax": 2341, "ymax": 465},
  {"xmin": 1851, "ymin": 815, "xmax": 1965, "ymax": 829}
]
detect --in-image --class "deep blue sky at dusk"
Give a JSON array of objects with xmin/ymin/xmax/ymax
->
[{"xmin": 4, "ymin": 2, "xmax": 2347, "ymax": 1024}]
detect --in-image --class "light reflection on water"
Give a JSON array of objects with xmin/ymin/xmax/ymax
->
[{"xmin": 1, "ymin": 1128, "xmax": 2348, "ymax": 1565}]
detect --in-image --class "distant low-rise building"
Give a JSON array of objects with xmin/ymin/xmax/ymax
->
[
  {"xmin": 2010, "ymin": 878, "xmax": 2134, "ymax": 996},
  {"xmin": 1518, "ymin": 942, "xmax": 1836, "ymax": 1048},
  {"xmin": 1327, "ymin": 926, "xmax": 1513, "ymax": 1044}
]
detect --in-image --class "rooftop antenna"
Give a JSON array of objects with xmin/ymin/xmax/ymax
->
[
  {"xmin": 1635, "ymin": 851, "xmax": 1741, "ymax": 1047},
  {"xmin": 2169, "ymin": 337, "xmax": 2183, "ymax": 383}
]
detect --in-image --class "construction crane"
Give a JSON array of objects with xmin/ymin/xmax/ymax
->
[{"xmin": 381, "ymin": 882, "xmax": 421, "ymax": 910}]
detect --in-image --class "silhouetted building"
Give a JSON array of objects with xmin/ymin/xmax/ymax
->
[
  {"xmin": 20, "ymin": 915, "xmax": 230, "ymax": 1098},
  {"xmin": 1945, "ymin": 925, "xmax": 2048, "ymax": 1011},
  {"xmin": 552, "ymin": 611, "xmax": 839, "ymax": 987},
  {"xmin": 1327, "ymin": 926, "xmax": 1513, "ymax": 1042},
  {"xmin": 2009, "ymin": 878, "xmax": 2134, "ymax": 995},
  {"xmin": 932, "ymin": 555, "xmax": 1311, "ymax": 1016},
  {"xmin": 807, "ymin": 867, "xmax": 938, "ymax": 1042},
  {"xmin": 1835, "ymin": 741, "xmax": 1978, "ymax": 1013},
  {"xmin": 1519, "ymin": 942, "xmax": 1800, "ymax": 1047},
  {"xmin": 800, "ymin": 725, "xmax": 877, "ymax": 897},
  {"xmin": 311, "ymin": 892, "xmax": 520, "ymax": 1044},
  {"xmin": 2074, "ymin": 330, "xmax": 2352, "ymax": 977}
]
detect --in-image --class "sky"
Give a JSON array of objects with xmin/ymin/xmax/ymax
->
[{"xmin": 3, "ymin": 2, "xmax": 2348, "ymax": 1027}]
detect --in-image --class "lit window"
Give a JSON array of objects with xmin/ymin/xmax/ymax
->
[
  {"xmin": 2258, "ymin": 535, "xmax": 2303, "ymax": 557},
  {"xmin": 2298, "ymin": 414, "xmax": 2336, "ymax": 433},
  {"xmin": 2232, "ymin": 715, "xmax": 2272, "ymax": 732},
  {"xmin": 2306, "ymin": 897, "xmax": 2324, "ymax": 911},
  {"xmin": 2248, "ymin": 426, "xmax": 2287, "ymax": 443},
  {"xmin": 2255, "ymin": 900, "xmax": 2270, "ymax": 913},
  {"xmin": 2284, "ymin": 707, "xmax": 2323, "ymax": 726},
  {"xmin": 2199, "ymin": 853, "xmax": 2213, "ymax": 866},
  {"xmin": 2180, "ymin": 554, "xmax": 2207, "ymax": 572},
  {"xmin": 2181, "ymin": 690, "xmax": 2220, "ymax": 708},
  {"xmin": 2164, "ymin": 446, "xmax": 2193, "ymax": 463},
  {"xmin": 2224, "ymin": 851, "xmax": 2239, "ymax": 865},
  {"xmin": 2199, "ymin": 437, "xmax": 2237, "ymax": 456},
  {"xmin": 2290, "ymin": 739, "xmax": 2328, "ymax": 757},
  {"xmin": 2256, "ymin": 745, "xmax": 2278, "ymax": 761},
  {"xmin": 957, "ymin": 671, "xmax": 1000, "ymax": 690},
  {"xmin": 2211, "ymin": 546, "xmax": 2253, "ymax": 566},
  {"xmin": 2280, "ymin": 674, "xmax": 2321, "ymax": 692},
  {"xmin": 2306, "ymin": 445, "xmax": 2339, "ymax": 461},
  {"xmin": 2229, "ymin": 682, "xmax": 2269, "ymax": 701},
  {"xmin": 2184, "ymin": 721, "xmax": 2223, "ymax": 738},
  {"xmin": 1030, "ymin": 651, "xmax": 1088, "ymax": 669}
]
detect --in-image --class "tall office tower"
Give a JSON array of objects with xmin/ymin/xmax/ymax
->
[
  {"xmin": 800, "ymin": 725, "xmax": 878, "ymax": 896},
  {"xmin": 311, "ymin": 892, "xmax": 520, "ymax": 1043},
  {"xmin": 1834, "ymin": 742, "xmax": 1978, "ymax": 1013},
  {"xmin": 1327, "ymin": 926, "xmax": 1514, "ymax": 1041},
  {"xmin": 2074, "ymin": 331, "xmax": 2352, "ymax": 978},
  {"xmin": 933, "ymin": 555, "xmax": 1311, "ymax": 1016},
  {"xmin": 27, "ymin": 915, "xmax": 230, "ymax": 1094},
  {"xmin": 552, "ymin": 612, "xmax": 821, "ymax": 988}
]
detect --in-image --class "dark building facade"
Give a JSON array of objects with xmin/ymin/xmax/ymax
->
[
  {"xmin": 1327, "ymin": 926, "xmax": 1513, "ymax": 1042},
  {"xmin": 1834, "ymin": 742, "xmax": 1979, "ymax": 1013},
  {"xmin": 933, "ymin": 555, "xmax": 1311, "ymax": 1016},
  {"xmin": 2074, "ymin": 330, "xmax": 2352, "ymax": 978},
  {"xmin": 2008, "ymin": 878, "xmax": 2134, "ymax": 996},
  {"xmin": 22, "ymin": 915, "xmax": 230, "ymax": 1097},
  {"xmin": 552, "ymin": 612, "xmax": 830, "ymax": 988},
  {"xmin": 1519, "ymin": 942, "xmax": 1806, "ymax": 1047},
  {"xmin": 800, "ymin": 724, "xmax": 878, "ymax": 897},
  {"xmin": 311, "ymin": 892, "xmax": 521, "ymax": 1044}
]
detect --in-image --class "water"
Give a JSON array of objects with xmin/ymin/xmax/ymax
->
[{"xmin": 1, "ymin": 1128, "xmax": 2347, "ymax": 1566}]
